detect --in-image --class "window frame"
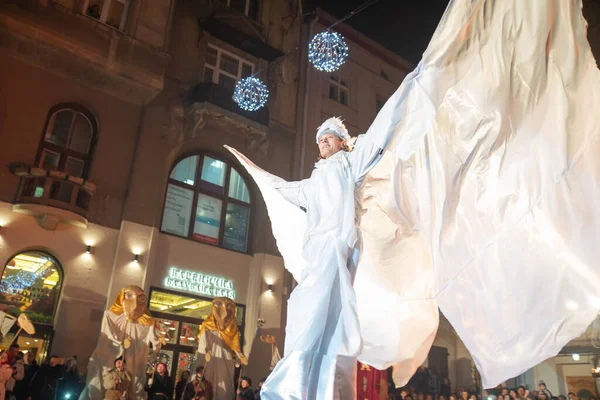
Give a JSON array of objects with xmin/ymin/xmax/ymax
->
[
  {"xmin": 1, "ymin": 250, "xmax": 64, "ymax": 327},
  {"xmin": 81, "ymin": 0, "xmax": 131, "ymax": 31},
  {"xmin": 160, "ymin": 151, "xmax": 254, "ymax": 254},
  {"xmin": 328, "ymin": 75, "xmax": 350, "ymax": 107},
  {"xmin": 219, "ymin": 0, "xmax": 260, "ymax": 19},
  {"xmin": 204, "ymin": 44, "xmax": 255, "ymax": 89},
  {"xmin": 35, "ymin": 103, "xmax": 99, "ymax": 180}
]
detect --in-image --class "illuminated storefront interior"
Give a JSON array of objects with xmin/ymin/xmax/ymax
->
[
  {"xmin": 147, "ymin": 287, "xmax": 245, "ymax": 382},
  {"xmin": 0, "ymin": 251, "xmax": 62, "ymax": 363}
]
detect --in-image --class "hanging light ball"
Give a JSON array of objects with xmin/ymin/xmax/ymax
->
[
  {"xmin": 233, "ymin": 76, "xmax": 269, "ymax": 111},
  {"xmin": 308, "ymin": 30, "xmax": 349, "ymax": 72}
]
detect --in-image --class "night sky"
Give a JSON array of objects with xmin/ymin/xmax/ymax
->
[{"xmin": 305, "ymin": 0, "xmax": 451, "ymax": 64}]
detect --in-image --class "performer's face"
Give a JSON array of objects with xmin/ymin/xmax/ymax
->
[
  {"xmin": 122, "ymin": 287, "xmax": 147, "ymax": 322},
  {"xmin": 241, "ymin": 379, "xmax": 250, "ymax": 388},
  {"xmin": 115, "ymin": 360, "xmax": 124, "ymax": 370},
  {"xmin": 318, "ymin": 133, "xmax": 344, "ymax": 159}
]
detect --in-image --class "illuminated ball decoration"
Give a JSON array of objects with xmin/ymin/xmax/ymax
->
[
  {"xmin": 308, "ymin": 31, "xmax": 349, "ymax": 72},
  {"xmin": 233, "ymin": 76, "xmax": 269, "ymax": 111}
]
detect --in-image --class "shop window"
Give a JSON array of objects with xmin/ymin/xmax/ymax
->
[
  {"xmin": 82, "ymin": 0, "xmax": 130, "ymax": 31},
  {"xmin": 161, "ymin": 152, "xmax": 252, "ymax": 253},
  {"xmin": 204, "ymin": 45, "xmax": 254, "ymax": 92},
  {"xmin": 147, "ymin": 288, "xmax": 245, "ymax": 384},
  {"xmin": 329, "ymin": 75, "xmax": 349, "ymax": 106},
  {"xmin": 37, "ymin": 104, "xmax": 98, "ymax": 179},
  {"xmin": 0, "ymin": 251, "xmax": 62, "ymax": 361}
]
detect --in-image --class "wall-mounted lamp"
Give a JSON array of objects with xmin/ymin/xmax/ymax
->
[
  {"xmin": 134, "ymin": 254, "xmax": 140, "ymax": 263},
  {"xmin": 572, "ymin": 353, "xmax": 580, "ymax": 361},
  {"xmin": 267, "ymin": 284, "xmax": 273, "ymax": 293},
  {"xmin": 85, "ymin": 245, "xmax": 92, "ymax": 254}
]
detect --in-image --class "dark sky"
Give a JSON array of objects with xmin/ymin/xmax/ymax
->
[{"xmin": 305, "ymin": 0, "xmax": 450, "ymax": 64}]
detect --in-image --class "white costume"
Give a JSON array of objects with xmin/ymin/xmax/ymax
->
[
  {"xmin": 80, "ymin": 287, "xmax": 161, "ymax": 400},
  {"xmin": 198, "ymin": 329, "xmax": 236, "ymax": 400},
  {"xmin": 229, "ymin": 0, "xmax": 600, "ymax": 396}
]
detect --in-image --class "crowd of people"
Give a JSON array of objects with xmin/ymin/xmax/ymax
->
[
  {"xmin": 0, "ymin": 344, "xmax": 80, "ymax": 400},
  {"xmin": 389, "ymin": 367, "xmax": 591, "ymax": 400},
  {"xmin": 1, "ymin": 345, "xmax": 594, "ymax": 400},
  {"xmin": 0, "ymin": 343, "xmax": 266, "ymax": 400}
]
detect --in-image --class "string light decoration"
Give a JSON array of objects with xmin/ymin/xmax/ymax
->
[
  {"xmin": 308, "ymin": 31, "xmax": 349, "ymax": 72},
  {"xmin": 233, "ymin": 76, "xmax": 269, "ymax": 111}
]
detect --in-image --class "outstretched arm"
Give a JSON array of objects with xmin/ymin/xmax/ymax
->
[{"xmin": 224, "ymin": 146, "xmax": 308, "ymax": 209}]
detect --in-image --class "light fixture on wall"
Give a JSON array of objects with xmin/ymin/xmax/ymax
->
[
  {"xmin": 134, "ymin": 254, "xmax": 140, "ymax": 263},
  {"xmin": 572, "ymin": 353, "xmax": 580, "ymax": 361},
  {"xmin": 85, "ymin": 245, "xmax": 92, "ymax": 255},
  {"xmin": 267, "ymin": 284, "xmax": 273, "ymax": 293}
]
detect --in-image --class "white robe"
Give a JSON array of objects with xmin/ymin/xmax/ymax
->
[
  {"xmin": 79, "ymin": 311, "xmax": 160, "ymax": 400},
  {"xmin": 198, "ymin": 330, "xmax": 236, "ymax": 400},
  {"xmin": 229, "ymin": 0, "xmax": 600, "ymax": 394}
]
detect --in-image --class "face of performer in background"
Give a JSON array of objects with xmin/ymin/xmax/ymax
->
[
  {"xmin": 318, "ymin": 133, "xmax": 344, "ymax": 159},
  {"xmin": 115, "ymin": 359, "xmax": 124, "ymax": 370},
  {"xmin": 241, "ymin": 378, "xmax": 250, "ymax": 389},
  {"xmin": 123, "ymin": 286, "xmax": 148, "ymax": 322}
]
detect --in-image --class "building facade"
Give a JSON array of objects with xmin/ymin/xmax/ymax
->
[{"xmin": 2, "ymin": 0, "xmax": 599, "ymax": 395}]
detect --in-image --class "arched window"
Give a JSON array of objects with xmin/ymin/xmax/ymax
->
[
  {"xmin": 161, "ymin": 153, "xmax": 252, "ymax": 253},
  {"xmin": 36, "ymin": 104, "xmax": 98, "ymax": 179},
  {"xmin": 0, "ymin": 251, "xmax": 62, "ymax": 362}
]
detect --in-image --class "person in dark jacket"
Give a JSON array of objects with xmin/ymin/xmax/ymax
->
[
  {"xmin": 253, "ymin": 378, "xmax": 265, "ymax": 400},
  {"xmin": 145, "ymin": 363, "xmax": 174, "ymax": 400},
  {"xmin": 182, "ymin": 366, "xmax": 212, "ymax": 400},
  {"xmin": 174, "ymin": 371, "xmax": 190, "ymax": 400},
  {"xmin": 29, "ymin": 355, "xmax": 65, "ymax": 400},
  {"xmin": 236, "ymin": 377, "xmax": 253, "ymax": 400},
  {"xmin": 15, "ymin": 352, "xmax": 38, "ymax": 400}
]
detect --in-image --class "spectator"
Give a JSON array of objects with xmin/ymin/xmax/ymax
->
[
  {"xmin": 3, "ymin": 345, "xmax": 20, "ymax": 368},
  {"xmin": 1, "ymin": 351, "xmax": 15, "ymax": 400},
  {"xmin": 510, "ymin": 389, "xmax": 518, "ymax": 400},
  {"xmin": 441, "ymin": 378, "xmax": 451, "ymax": 398},
  {"xmin": 103, "ymin": 356, "xmax": 132, "ymax": 400},
  {"xmin": 29, "ymin": 355, "xmax": 65, "ymax": 400},
  {"xmin": 539, "ymin": 382, "xmax": 553, "ymax": 400},
  {"xmin": 418, "ymin": 392, "xmax": 426, "ymax": 400},
  {"xmin": 6, "ymin": 351, "xmax": 25, "ymax": 399},
  {"xmin": 502, "ymin": 389, "xmax": 510, "ymax": 397},
  {"xmin": 236, "ymin": 376, "xmax": 253, "ymax": 400},
  {"xmin": 145, "ymin": 363, "xmax": 173, "ymax": 400},
  {"xmin": 426, "ymin": 394, "xmax": 434, "ymax": 400},
  {"xmin": 450, "ymin": 394, "xmax": 458, "ymax": 400},
  {"xmin": 61, "ymin": 355, "xmax": 81, "ymax": 400},
  {"xmin": 518, "ymin": 386, "xmax": 530, "ymax": 400},
  {"xmin": 567, "ymin": 392, "xmax": 577, "ymax": 400},
  {"xmin": 559, "ymin": 395, "xmax": 567, "ymax": 400},
  {"xmin": 15, "ymin": 352, "xmax": 38, "ymax": 400},
  {"xmin": 462, "ymin": 391, "xmax": 470, "ymax": 400},
  {"xmin": 174, "ymin": 371, "xmax": 190, "ymax": 400},
  {"xmin": 182, "ymin": 365, "xmax": 212, "ymax": 400},
  {"xmin": 253, "ymin": 378, "xmax": 265, "ymax": 400}
]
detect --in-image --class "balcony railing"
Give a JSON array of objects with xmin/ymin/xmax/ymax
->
[
  {"xmin": 10, "ymin": 166, "xmax": 96, "ymax": 227},
  {"xmin": 190, "ymin": 82, "xmax": 269, "ymax": 127}
]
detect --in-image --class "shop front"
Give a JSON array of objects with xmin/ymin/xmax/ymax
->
[{"xmin": 146, "ymin": 266, "xmax": 246, "ymax": 381}]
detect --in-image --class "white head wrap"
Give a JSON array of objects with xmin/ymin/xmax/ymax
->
[{"xmin": 316, "ymin": 117, "xmax": 350, "ymax": 144}]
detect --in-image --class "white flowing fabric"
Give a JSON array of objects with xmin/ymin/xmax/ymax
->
[
  {"xmin": 79, "ymin": 311, "xmax": 161, "ymax": 400},
  {"xmin": 229, "ymin": 0, "xmax": 600, "ymax": 394},
  {"xmin": 198, "ymin": 329, "xmax": 236, "ymax": 400}
]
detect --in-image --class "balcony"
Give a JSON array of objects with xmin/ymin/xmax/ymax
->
[
  {"xmin": 10, "ymin": 166, "xmax": 96, "ymax": 230},
  {"xmin": 190, "ymin": 82, "xmax": 270, "ymax": 127}
]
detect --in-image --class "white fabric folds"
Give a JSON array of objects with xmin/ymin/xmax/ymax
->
[{"xmin": 228, "ymin": 0, "xmax": 600, "ymax": 391}]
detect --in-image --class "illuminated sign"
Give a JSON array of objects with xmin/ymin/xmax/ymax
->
[{"xmin": 164, "ymin": 267, "xmax": 236, "ymax": 300}]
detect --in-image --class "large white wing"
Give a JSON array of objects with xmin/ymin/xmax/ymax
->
[
  {"xmin": 225, "ymin": 146, "xmax": 308, "ymax": 282},
  {"xmin": 357, "ymin": 0, "xmax": 600, "ymax": 388}
]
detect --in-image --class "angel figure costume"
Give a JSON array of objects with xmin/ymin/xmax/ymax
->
[
  {"xmin": 227, "ymin": 0, "xmax": 600, "ymax": 397},
  {"xmin": 79, "ymin": 286, "xmax": 161, "ymax": 400},
  {"xmin": 198, "ymin": 297, "xmax": 245, "ymax": 400}
]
